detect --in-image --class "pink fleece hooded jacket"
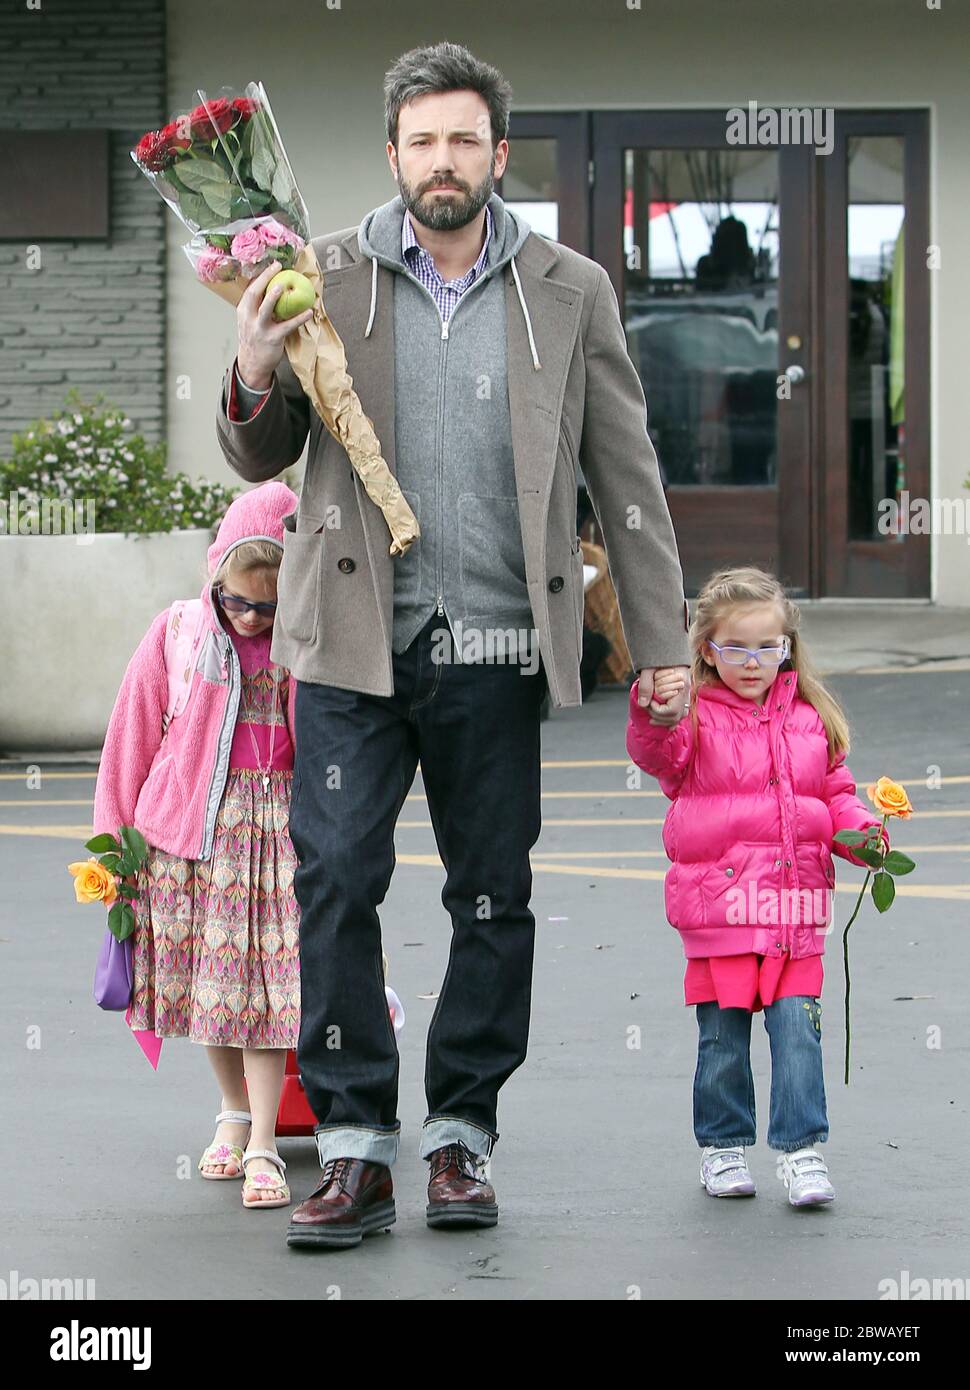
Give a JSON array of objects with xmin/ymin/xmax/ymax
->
[
  {"xmin": 92, "ymin": 482, "xmax": 299, "ymax": 862},
  {"xmin": 626, "ymin": 669, "xmax": 887, "ymax": 960}
]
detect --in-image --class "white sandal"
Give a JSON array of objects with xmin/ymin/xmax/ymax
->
[
  {"xmin": 241, "ymin": 1148, "xmax": 290, "ymax": 1209},
  {"xmin": 198, "ymin": 1109, "xmax": 252, "ymax": 1180}
]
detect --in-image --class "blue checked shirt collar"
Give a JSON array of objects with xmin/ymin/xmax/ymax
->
[{"xmin": 402, "ymin": 202, "xmax": 493, "ymax": 323}]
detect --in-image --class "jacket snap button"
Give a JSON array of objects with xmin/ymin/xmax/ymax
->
[
  {"xmin": 774, "ymin": 859, "xmax": 782, "ymax": 867},
  {"xmin": 775, "ymin": 942, "xmax": 784, "ymax": 949},
  {"xmin": 725, "ymin": 867, "xmax": 734, "ymax": 876},
  {"xmin": 776, "ymin": 703, "xmax": 782, "ymax": 710},
  {"xmin": 784, "ymin": 859, "xmax": 791, "ymax": 867},
  {"xmin": 548, "ymin": 575, "xmax": 564, "ymax": 593},
  {"xmin": 337, "ymin": 557, "xmax": 355, "ymax": 573}
]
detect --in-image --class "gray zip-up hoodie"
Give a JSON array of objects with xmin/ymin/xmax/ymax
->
[{"xmin": 356, "ymin": 192, "xmax": 539, "ymax": 659}]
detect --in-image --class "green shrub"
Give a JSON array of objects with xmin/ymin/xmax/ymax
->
[{"xmin": 0, "ymin": 389, "xmax": 238, "ymax": 535}]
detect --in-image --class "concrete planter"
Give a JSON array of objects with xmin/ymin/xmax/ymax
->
[{"xmin": 0, "ymin": 528, "xmax": 214, "ymax": 753}]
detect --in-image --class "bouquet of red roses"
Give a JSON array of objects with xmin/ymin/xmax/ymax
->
[
  {"xmin": 132, "ymin": 82, "xmax": 418, "ymax": 556},
  {"xmin": 131, "ymin": 83, "xmax": 310, "ymax": 288}
]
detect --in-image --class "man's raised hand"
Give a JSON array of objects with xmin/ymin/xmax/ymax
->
[{"xmin": 235, "ymin": 259, "xmax": 315, "ymax": 391}]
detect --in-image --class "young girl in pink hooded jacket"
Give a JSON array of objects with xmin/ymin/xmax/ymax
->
[
  {"xmin": 93, "ymin": 481, "xmax": 301, "ymax": 1210},
  {"xmin": 626, "ymin": 566, "xmax": 886, "ymax": 1208}
]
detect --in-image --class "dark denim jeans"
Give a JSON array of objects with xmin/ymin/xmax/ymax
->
[
  {"xmin": 289, "ymin": 612, "xmax": 547, "ymax": 1168},
  {"xmin": 692, "ymin": 995, "xmax": 829, "ymax": 1153}
]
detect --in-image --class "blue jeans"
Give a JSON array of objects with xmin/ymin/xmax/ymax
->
[
  {"xmin": 692, "ymin": 995, "xmax": 829, "ymax": 1152},
  {"xmin": 288, "ymin": 611, "xmax": 547, "ymax": 1169}
]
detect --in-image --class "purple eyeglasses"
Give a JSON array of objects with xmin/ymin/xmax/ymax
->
[{"xmin": 707, "ymin": 636, "xmax": 791, "ymax": 667}]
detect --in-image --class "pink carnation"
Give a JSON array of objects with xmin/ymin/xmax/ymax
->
[
  {"xmin": 258, "ymin": 218, "xmax": 304, "ymax": 252},
  {"xmin": 230, "ymin": 227, "xmax": 267, "ymax": 266},
  {"xmin": 196, "ymin": 247, "xmax": 235, "ymax": 283}
]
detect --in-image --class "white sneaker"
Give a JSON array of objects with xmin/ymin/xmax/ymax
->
[
  {"xmin": 777, "ymin": 1147, "xmax": 836, "ymax": 1206},
  {"xmin": 699, "ymin": 1145, "xmax": 757, "ymax": 1197}
]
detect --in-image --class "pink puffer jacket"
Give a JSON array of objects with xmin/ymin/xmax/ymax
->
[
  {"xmin": 626, "ymin": 670, "xmax": 886, "ymax": 960},
  {"xmin": 92, "ymin": 482, "xmax": 298, "ymax": 862}
]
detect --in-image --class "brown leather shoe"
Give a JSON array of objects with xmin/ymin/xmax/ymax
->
[
  {"xmin": 426, "ymin": 1142, "xmax": 498, "ymax": 1228},
  {"xmin": 286, "ymin": 1158, "xmax": 396, "ymax": 1248}
]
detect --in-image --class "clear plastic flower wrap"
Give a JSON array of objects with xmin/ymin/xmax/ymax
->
[
  {"xmin": 131, "ymin": 82, "xmax": 418, "ymax": 556},
  {"xmin": 131, "ymin": 82, "xmax": 310, "ymax": 284}
]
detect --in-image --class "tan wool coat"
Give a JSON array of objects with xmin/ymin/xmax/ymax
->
[{"xmin": 215, "ymin": 215, "xmax": 691, "ymax": 708}]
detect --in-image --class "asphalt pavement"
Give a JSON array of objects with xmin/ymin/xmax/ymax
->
[{"xmin": 1, "ymin": 644, "xmax": 967, "ymax": 1300}]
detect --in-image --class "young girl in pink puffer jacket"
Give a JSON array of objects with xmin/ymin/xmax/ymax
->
[{"xmin": 626, "ymin": 566, "xmax": 886, "ymax": 1208}]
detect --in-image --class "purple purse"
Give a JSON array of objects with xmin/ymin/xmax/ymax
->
[{"xmin": 93, "ymin": 925, "xmax": 134, "ymax": 1010}]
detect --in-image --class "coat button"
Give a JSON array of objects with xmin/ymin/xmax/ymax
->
[
  {"xmin": 548, "ymin": 575, "xmax": 564, "ymax": 593},
  {"xmin": 784, "ymin": 858, "xmax": 791, "ymax": 867},
  {"xmin": 775, "ymin": 942, "xmax": 784, "ymax": 949},
  {"xmin": 337, "ymin": 557, "xmax": 355, "ymax": 573},
  {"xmin": 774, "ymin": 859, "xmax": 782, "ymax": 867},
  {"xmin": 776, "ymin": 703, "xmax": 782, "ymax": 710},
  {"xmin": 725, "ymin": 867, "xmax": 734, "ymax": 876}
]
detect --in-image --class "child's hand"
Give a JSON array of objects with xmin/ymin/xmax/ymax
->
[{"xmin": 646, "ymin": 666, "xmax": 690, "ymax": 726}]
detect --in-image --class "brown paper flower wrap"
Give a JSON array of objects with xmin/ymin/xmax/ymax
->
[{"xmin": 131, "ymin": 81, "xmax": 418, "ymax": 557}]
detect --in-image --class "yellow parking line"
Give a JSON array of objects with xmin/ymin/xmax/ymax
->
[
  {"xmin": 5, "ymin": 828, "xmax": 965, "ymax": 901},
  {"xmin": 396, "ymin": 854, "xmax": 970, "ymax": 901},
  {"xmin": 0, "ymin": 799, "xmax": 98, "ymax": 807}
]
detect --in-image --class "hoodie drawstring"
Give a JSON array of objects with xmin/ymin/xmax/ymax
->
[
  {"xmin": 364, "ymin": 253, "xmax": 379, "ymax": 339},
  {"xmin": 363, "ymin": 250, "xmax": 541, "ymax": 370},
  {"xmin": 510, "ymin": 254, "xmax": 541, "ymax": 370}
]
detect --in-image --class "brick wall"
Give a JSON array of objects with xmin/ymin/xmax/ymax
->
[{"xmin": 0, "ymin": 0, "xmax": 167, "ymax": 457}]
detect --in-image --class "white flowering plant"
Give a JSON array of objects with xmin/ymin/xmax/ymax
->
[{"xmin": 0, "ymin": 389, "xmax": 237, "ymax": 535}]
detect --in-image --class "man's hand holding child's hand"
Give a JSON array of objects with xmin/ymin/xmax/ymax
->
[{"xmin": 635, "ymin": 666, "xmax": 690, "ymax": 726}]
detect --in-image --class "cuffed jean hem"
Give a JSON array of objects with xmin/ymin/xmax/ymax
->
[
  {"xmin": 696, "ymin": 1136, "xmax": 757, "ymax": 1149},
  {"xmin": 314, "ymin": 1124, "xmax": 401, "ymax": 1168},
  {"xmin": 770, "ymin": 1132, "xmax": 829, "ymax": 1154},
  {"xmin": 419, "ymin": 1116, "xmax": 497, "ymax": 1163}
]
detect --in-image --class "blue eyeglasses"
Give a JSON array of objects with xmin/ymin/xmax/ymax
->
[
  {"xmin": 216, "ymin": 586, "xmax": 277, "ymax": 617},
  {"xmin": 707, "ymin": 636, "xmax": 791, "ymax": 667}
]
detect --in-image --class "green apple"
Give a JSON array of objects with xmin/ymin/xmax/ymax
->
[{"xmin": 267, "ymin": 269, "xmax": 315, "ymax": 322}]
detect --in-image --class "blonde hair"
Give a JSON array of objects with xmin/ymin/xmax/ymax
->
[
  {"xmin": 688, "ymin": 566, "xmax": 850, "ymax": 763},
  {"xmin": 208, "ymin": 539, "xmax": 283, "ymax": 596}
]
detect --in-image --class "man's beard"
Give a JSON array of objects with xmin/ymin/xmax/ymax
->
[{"xmin": 398, "ymin": 157, "xmax": 495, "ymax": 232}]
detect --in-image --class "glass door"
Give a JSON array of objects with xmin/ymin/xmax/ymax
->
[
  {"xmin": 591, "ymin": 112, "xmax": 813, "ymax": 596},
  {"xmin": 503, "ymin": 109, "xmax": 930, "ymax": 598},
  {"xmin": 819, "ymin": 111, "xmax": 930, "ymax": 596}
]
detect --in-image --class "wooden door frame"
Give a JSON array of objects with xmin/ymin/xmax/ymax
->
[
  {"xmin": 818, "ymin": 109, "xmax": 930, "ymax": 596},
  {"xmin": 498, "ymin": 111, "xmax": 590, "ymax": 252}
]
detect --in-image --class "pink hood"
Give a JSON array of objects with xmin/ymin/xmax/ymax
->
[
  {"xmin": 93, "ymin": 482, "xmax": 299, "ymax": 861},
  {"xmin": 625, "ymin": 669, "xmax": 887, "ymax": 960}
]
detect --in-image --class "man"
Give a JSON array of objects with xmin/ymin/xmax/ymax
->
[{"xmin": 216, "ymin": 41, "xmax": 691, "ymax": 1249}]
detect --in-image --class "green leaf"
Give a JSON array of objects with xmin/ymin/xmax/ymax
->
[
  {"xmin": 85, "ymin": 832, "xmax": 119, "ymax": 853},
  {"xmin": 833, "ymin": 829, "xmax": 867, "ymax": 847},
  {"xmin": 169, "ymin": 184, "xmax": 209, "ymax": 229},
  {"xmin": 174, "ymin": 154, "xmax": 226, "ymax": 192},
  {"xmin": 107, "ymin": 900, "xmax": 135, "ymax": 942},
  {"xmin": 853, "ymin": 847, "xmax": 884, "ymax": 870},
  {"xmin": 871, "ymin": 871, "xmax": 896, "ymax": 912},
  {"xmin": 99, "ymin": 852, "xmax": 122, "ymax": 872},
  {"xmin": 116, "ymin": 853, "xmax": 138, "ymax": 877},
  {"xmin": 883, "ymin": 850, "xmax": 916, "ymax": 876},
  {"xmin": 202, "ymin": 183, "xmax": 233, "ymax": 220},
  {"xmin": 120, "ymin": 824, "xmax": 149, "ymax": 865},
  {"xmin": 271, "ymin": 160, "xmax": 292, "ymax": 206},
  {"xmin": 250, "ymin": 114, "xmax": 277, "ymax": 193}
]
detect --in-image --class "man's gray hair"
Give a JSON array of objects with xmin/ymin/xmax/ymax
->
[{"xmin": 384, "ymin": 41, "xmax": 513, "ymax": 151}]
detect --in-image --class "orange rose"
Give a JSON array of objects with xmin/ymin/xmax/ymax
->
[
  {"xmin": 866, "ymin": 777, "xmax": 913, "ymax": 819},
  {"xmin": 67, "ymin": 857, "xmax": 119, "ymax": 906}
]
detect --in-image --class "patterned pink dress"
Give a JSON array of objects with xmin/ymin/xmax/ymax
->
[{"xmin": 127, "ymin": 623, "xmax": 300, "ymax": 1047}]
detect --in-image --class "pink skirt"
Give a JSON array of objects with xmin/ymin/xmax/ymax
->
[{"xmin": 685, "ymin": 952, "xmax": 823, "ymax": 1013}]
